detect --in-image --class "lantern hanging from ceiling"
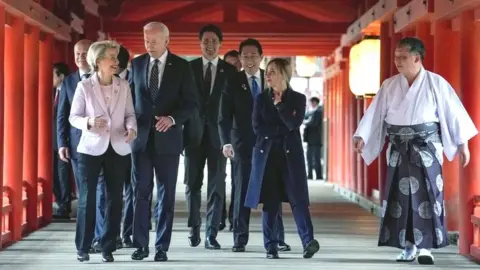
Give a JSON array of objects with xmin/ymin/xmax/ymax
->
[
  {"xmin": 358, "ymin": 37, "xmax": 381, "ymax": 96},
  {"xmin": 349, "ymin": 43, "xmax": 363, "ymax": 96},
  {"xmin": 295, "ymin": 56, "xmax": 317, "ymax": 78}
]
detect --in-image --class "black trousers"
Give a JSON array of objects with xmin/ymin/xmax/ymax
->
[
  {"xmin": 53, "ymin": 149, "xmax": 71, "ymax": 214},
  {"xmin": 75, "ymin": 144, "xmax": 130, "ymax": 253},
  {"xmin": 185, "ymin": 127, "xmax": 226, "ymax": 238},
  {"xmin": 306, "ymin": 144, "xmax": 322, "ymax": 179}
]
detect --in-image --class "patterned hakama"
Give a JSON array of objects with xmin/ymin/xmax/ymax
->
[{"xmin": 378, "ymin": 122, "xmax": 448, "ymax": 250}]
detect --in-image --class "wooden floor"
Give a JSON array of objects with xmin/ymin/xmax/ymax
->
[{"xmin": 0, "ymin": 163, "xmax": 477, "ymax": 269}]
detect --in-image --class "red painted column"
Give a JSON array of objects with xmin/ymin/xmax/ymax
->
[
  {"xmin": 356, "ymin": 98, "xmax": 364, "ymax": 195},
  {"xmin": 351, "ymin": 95, "xmax": 358, "ymax": 192},
  {"xmin": 364, "ymin": 97, "xmax": 378, "ymax": 198},
  {"xmin": 0, "ymin": 7, "xmax": 5, "ymax": 239},
  {"xmin": 458, "ymin": 10, "xmax": 480, "ymax": 255},
  {"xmin": 433, "ymin": 20, "xmax": 460, "ymax": 232},
  {"xmin": 378, "ymin": 21, "xmax": 391, "ymax": 202},
  {"xmin": 4, "ymin": 17, "xmax": 25, "ymax": 241},
  {"xmin": 326, "ymin": 76, "xmax": 332, "ymax": 182},
  {"xmin": 333, "ymin": 74, "xmax": 338, "ymax": 184},
  {"xmin": 415, "ymin": 22, "xmax": 434, "ymax": 71},
  {"xmin": 23, "ymin": 26, "xmax": 40, "ymax": 231},
  {"xmin": 390, "ymin": 19, "xmax": 401, "ymax": 77},
  {"xmin": 38, "ymin": 33, "xmax": 54, "ymax": 223},
  {"xmin": 338, "ymin": 72, "xmax": 345, "ymax": 187}
]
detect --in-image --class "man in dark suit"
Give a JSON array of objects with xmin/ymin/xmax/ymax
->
[
  {"xmin": 303, "ymin": 97, "xmax": 323, "ymax": 180},
  {"xmin": 218, "ymin": 38, "xmax": 290, "ymax": 252},
  {"xmin": 129, "ymin": 22, "xmax": 198, "ymax": 262},
  {"xmin": 183, "ymin": 24, "xmax": 237, "ymax": 250},
  {"xmin": 53, "ymin": 62, "xmax": 71, "ymax": 219},
  {"xmin": 221, "ymin": 50, "xmax": 241, "ymax": 231}
]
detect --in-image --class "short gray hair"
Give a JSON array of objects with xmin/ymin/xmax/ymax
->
[
  {"xmin": 143, "ymin": 22, "xmax": 170, "ymax": 37},
  {"xmin": 86, "ymin": 40, "xmax": 120, "ymax": 71}
]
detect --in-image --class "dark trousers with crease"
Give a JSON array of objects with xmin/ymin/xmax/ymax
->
[
  {"xmin": 185, "ymin": 127, "xmax": 226, "ymax": 238},
  {"xmin": 131, "ymin": 130, "xmax": 180, "ymax": 251},
  {"xmin": 53, "ymin": 150, "xmax": 71, "ymax": 214},
  {"xmin": 262, "ymin": 142, "xmax": 314, "ymax": 250},
  {"xmin": 75, "ymin": 144, "xmax": 129, "ymax": 253}
]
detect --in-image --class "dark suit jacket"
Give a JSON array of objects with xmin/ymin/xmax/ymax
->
[
  {"xmin": 218, "ymin": 69, "xmax": 265, "ymax": 160},
  {"xmin": 303, "ymin": 106, "xmax": 323, "ymax": 145},
  {"xmin": 129, "ymin": 52, "xmax": 198, "ymax": 155},
  {"xmin": 56, "ymin": 71, "xmax": 82, "ymax": 158},
  {"xmin": 183, "ymin": 57, "xmax": 237, "ymax": 150}
]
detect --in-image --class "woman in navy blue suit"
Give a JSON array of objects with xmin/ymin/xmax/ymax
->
[{"xmin": 245, "ymin": 58, "xmax": 319, "ymax": 259}]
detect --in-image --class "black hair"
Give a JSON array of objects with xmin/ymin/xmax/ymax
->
[
  {"xmin": 199, "ymin": 24, "xmax": 223, "ymax": 42},
  {"xmin": 53, "ymin": 62, "xmax": 70, "ymax": 77},
  {"xmin": 224, "ymin": 50, "xmax": 239, "ymax": 59},
  {"xmin": 239, "ymin": 38, "xmax": 263, "ymax": 55},
  {"xmin": 397, "ymin": 37, "xmax": 425, "ymax": 61},
  {"xmin": 117, "ymin": 46, "xmax": 130, "ymax": 69},
  {"xmin": 310, "ymin": 97, "xmax": 320, "ymax": 104}
]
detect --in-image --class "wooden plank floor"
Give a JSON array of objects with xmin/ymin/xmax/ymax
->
[{"xmin": 0, "ymin": 162, "xmax": 477, "ymax": 269}]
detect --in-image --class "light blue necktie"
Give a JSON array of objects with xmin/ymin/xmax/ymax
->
[{"xmin": 251, "ymin": 76, "xmax": 260, "ymax": 97}]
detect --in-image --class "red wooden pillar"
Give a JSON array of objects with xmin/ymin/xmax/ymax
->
[
  {"xmin": 356, "ymin": 97, "xmax": 364, "ymax": 195},
  {"xmin": 338, "ymin": 72, "xmax": 345, "ymax": 187},
  {"xmin": 351, "ymin": 95, "xmax": 358, "ymax": 192},
  {"xmin": 332, "ymin": 74, "xmax": 338, "ymax": 184},
  {"xmin": 390, "ymin": 19, "xmax": 401, "ymax": 76},
  {"xmin": 378, "ymin": 21, "xmax": 391, "ymax": 202},
  {"xmin": 342, "ymin": 61, "xmax": 352, "ymax": 189},
  {"xmin": 415, "ymin": 22, "xmax": 434, "ymax": 71},
  {"xmin": 326, "ymin": 76, "xmax": 332, "ymax": 182},
  {"xmin": 433, "ymin": 20, "xmax": 460, "ymax": 232},
  {"xmin": 4, "ymin": 17, "xmax": 25, "ymax": 241},
  {"xmin": 38, "ymin": 33, "xmax": 54, "ymax": 223},
  {"xmin": 23, "ymin": 26, "xmax": 40, "ymax": 231},
  {"xmin": 0, "ymin": 7, "xmax": 5, "ymax": 238},
  {"xmin": 458, "ymin": 10, "xmax": 480, "ymax": 255},
  {"xmin": 53, "ymin": 40, "xmax": 68, "ymax": 64},
  {"xmin": 364, "ymin": 97, "xmax": 378, "ymax": 198}
]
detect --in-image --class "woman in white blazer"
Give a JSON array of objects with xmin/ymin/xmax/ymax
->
[{"xmin": 69, "ymin": 40, "xmax": 137, "ymax": 263}]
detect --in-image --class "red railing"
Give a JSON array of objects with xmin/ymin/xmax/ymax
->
[
  {"xmin": 470, "ymin": 196, "xmax": 480, "ymax": 260},
  {"xmin": 1, "ymin": 180, "xmax": 46, "ymax": 248}
]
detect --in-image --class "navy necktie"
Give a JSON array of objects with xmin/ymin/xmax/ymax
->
[
  {"xmin": 149, "ymin": 59, "xmax": 160, "ymax": 101},
  {"xmin": 251, "ymin": 76, "xmax": 260, "ymax": 98}
]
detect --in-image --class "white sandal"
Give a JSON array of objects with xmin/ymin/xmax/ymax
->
[{"xmin": 396, "ymin": 246, "xmax": 417, "ymax": 262}]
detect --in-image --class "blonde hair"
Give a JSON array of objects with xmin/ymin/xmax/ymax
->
[
  {"xmin": 266, "ymin": 58, "xmax": 292, "ymax": 85},
  {"xmin": 86, "ymin": 40, "xmax": 120, "ymax": 71}
]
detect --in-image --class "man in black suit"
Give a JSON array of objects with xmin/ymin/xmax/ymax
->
[
  {"xmin": 183, "ymin": 24, "xmax": 237, "ymax": 250},
  {"xmin": 303, "ymin": 97, "xmax": 323, "ymax": 180},
  {"xmin": 221, "ymin": 50, "xmax": 241, "ymax": 231},
  {"xmin": 129, "ymin": 22, "xmax": 198, "ymax": 262},
  {"xmin": 53, "ymin": 62, "xmax": 71, "ymax": 218},
  {"xmin": 218, "ymin": 39, "xmax": 290, "ymax": 252}
]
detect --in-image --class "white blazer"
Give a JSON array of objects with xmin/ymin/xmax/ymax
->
[{"xmin": 69, "ymin": 73, "xmax": 137, "ymax": 156}]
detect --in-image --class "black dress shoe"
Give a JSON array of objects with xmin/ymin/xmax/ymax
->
[
  {"xmin": 205, "ymin": 237, "xmax": 221, "ymax": 249},
  {"xmin": 131, "ymin": 247, "xmax": 149, "ymax": 260},
  {"xmin": 188, "ymin": 227, "xmax": 201, "ymax": 247},
  {"xmin": 303, "ymin": 239, "xmax": 320, "ymax": 258},
  {"xmin": 278, "ymin": 242, "xmax": 291, "ymax": 251},
  {"xmin": 266, "ymin": 249, "xmax": 279, "ymax": 259},
  {"xmin": 102, "ymin": 252, "xmax": 114, "ymax": 262},
  {"xmin": 232, "ymin": 244, "xmax": 246, "ymax": 252},
  {"xmin": 154, "ymin": 250, "xmax": 168, "ymax": 262},
  {"xmin": 77, "ymin": 251, "xmax": 90, "ymax": 262}
]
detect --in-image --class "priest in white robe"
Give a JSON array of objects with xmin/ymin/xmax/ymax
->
[{"xmin": 353, "ymin": 37, "xmax": 477, "ymax": 265}]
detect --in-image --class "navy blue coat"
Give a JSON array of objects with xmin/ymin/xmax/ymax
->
[
  {"xmin": 56, "ymin": 71, "xmax": 82, "ymax": 159},
  {"xmin": 245, "ymin": 88, "xmax": 309, "ymax": 209}
]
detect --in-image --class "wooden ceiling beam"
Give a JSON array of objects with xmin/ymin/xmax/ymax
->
[
  {"xmin": 104, "ymin": 21, "xmax": 350, "ymax": 34},
  {"xmin": 152, "ymin": 2, "xmax": 217, "ymax": 22},
  {"xmin": 223, "ymin": 3, "xmax": 238, "ymax": 22},
  {"xmin": 243, "ymin": 3, "xmax": 319, "ymax": 23},
  {"xmin": 125, "ymin": 0, "xmax": 354, "ymax": 3}
]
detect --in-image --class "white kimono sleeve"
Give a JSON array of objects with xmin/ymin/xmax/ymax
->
[
  {"xmin": 353, "ymin": 80, "xmax": 389, "ymax": 165},
  {"xmin": 429, "ymin": 72, "xmax": 478, "ymax": 161}
]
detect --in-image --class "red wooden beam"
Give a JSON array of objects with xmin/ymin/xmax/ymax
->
[
  {"xmin": 223, "ymin": 3, "xmax": 238, "ymax": 22},
  {"xmin": 104, "ymin": 21, "xmax": 350, "ymax": 34},
  {"xmin": 125, "ymin": 0, "xmax": 354, "ymax": 2},
  {"xmin": 112, "ymin": 33, "xmax": 340, "ymax": 41},
  {"xmin": 244, "ymin": 3, "xmax": 319, "ymax": 23},
  {"xmin": 150, "ymin": 2, "xmax": 218, "ymax": 22}
]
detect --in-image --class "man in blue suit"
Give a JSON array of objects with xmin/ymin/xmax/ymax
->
[
  {"xmin": 129, "ymin": 22, "xmax": 198, "ymax": 262},
  {"xmin": 56, "ymin": 39, "xmax": 106, "ymax": 252}
]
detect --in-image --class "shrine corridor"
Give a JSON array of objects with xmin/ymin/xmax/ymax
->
[{"xmin": 0, "ymin": 163, "xmax": 476, "ymax": 270}]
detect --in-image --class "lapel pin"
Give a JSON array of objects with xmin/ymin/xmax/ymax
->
[
  {"xmin": 242, "ymin": 84, "xmax": 247, "ymax": 90},
  {"xmin": 168, "ymin": 62, "xmax": 172, "ymax": 66},
  {"xmin": 220, "ymin": 69, "xmax": 224, "ymax": 73}
]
